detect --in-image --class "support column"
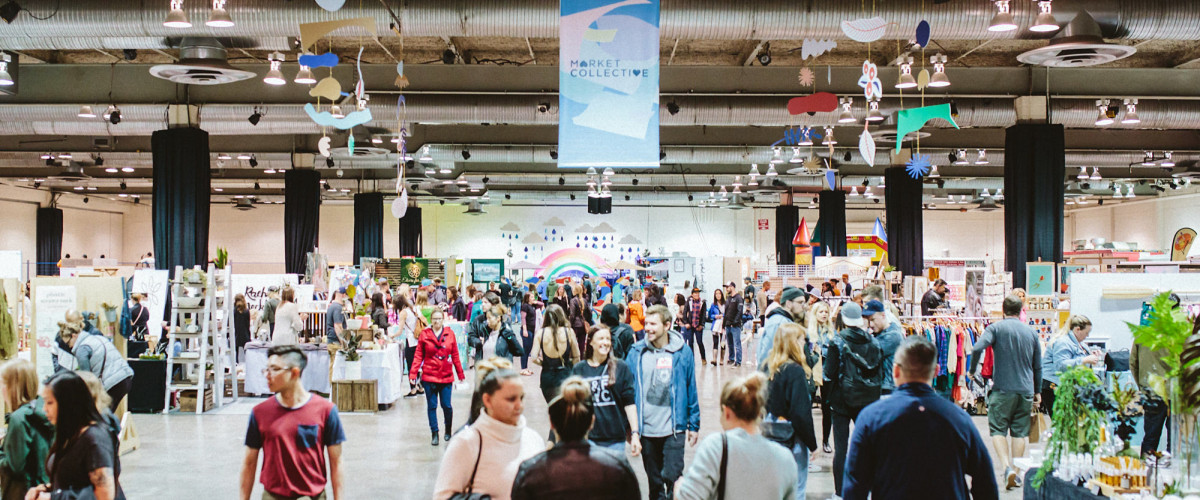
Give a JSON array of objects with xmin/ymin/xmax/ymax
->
[
  {"xmin": 775, "ymin": 205, "xmax": 799, "ymax": 265},
  {"xmin": 885, "ymin": 166, "xmax": 924, "ymax": 277},
  {"xmin": 284, "ymin": 170, "xmax": 321, "ymax": 275},
  {"xmin": 1004, "ymin": 123, "xmax": 1065, "ymax": 288},
  {"xmin": 151, "ymin": 127, "xmax": 210, "ymax": 272},
  {"xmin": 817, "ymin": 190, "xmax": 847, "ymax": 257},
  {"xmin": 353, "ymin": 193, "xmax": 384, "ymax": 265},
  {"xmin": 36, "ymin": 207, "xmax": 62, "ymax": 276}
]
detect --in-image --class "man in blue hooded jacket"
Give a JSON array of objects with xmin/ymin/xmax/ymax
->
[{"xmin": 626, "ymin": 304, "xmax": 700, "ymax": 500}]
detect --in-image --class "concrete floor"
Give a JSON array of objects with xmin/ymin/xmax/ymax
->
[{"xmin": 121, "ymin": 345, "xmax": 1034, "ymax": 499}]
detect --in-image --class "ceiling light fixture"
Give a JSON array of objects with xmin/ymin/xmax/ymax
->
[
  {"xmin": 419, "ymin": 145, "xmax": 433, "ymax": 162},
  {"xmin": 1161, "ymin": 151, "xmax": 1175, "ymax": 167},
  {"xmin": 461, "ymin": 149, "xmax": 471, "ymax": 160},
  {"xmin": 236, "ymin": 153, "xmax": 251, "ymax": 160},
  {"xmin": 1095, "ymin": 99, "xmax": 1114, "ymax": 126},
  {"xmin": 0, "ymin": 55, "xmax": 11, "ymax": 86},
  {"xmin": 849, "ymin": 185, "xmax": 859, "ymax": 197},
  {"xmin": 975, "ymin": 149, "xmax": 989, "ymax": 165},
  {"xmin": 121, "ymin": 167, "xmax": 134, "ymax": 173},
  {"xmin": 770, "ymin": 147, "xmax": 784, "ymax": 164},
  {"xmin": 1090, "ymin": 167, "xmax": 1102, "ymax": 181},
  {"xmin": 798, "ymin": 127, "xmax": 814, "ymax": 146},
  {"xmin": 218, "ymin": 153, "xmax": 232, "ymax": 160},
  {"xmin": 247, "ymin": 106, "xmax": 262, "ymax": 126},
  {"xmin": 765, "ymin": 164, "xmax": 778, "ymax": 178},
  {"xmin": 1126, "ymin": 185, "xmax": 1136, "ymax": 198},
  {"xmin": 248, "ymin": 155, "xmax": 258, "ymax": 167},
  {"xmin": 866, "ymin": 100, "xmax": 884, "ymax": 122},
  {"xmin": 264, "ymin": 167, "xmax": 276, "ymax": 174},
  {"xmin": 928, "ymin": 54, "xmax": 950, "ymax": 88},
  {"xmin": 77, "ymin": 105, "xmax": 96, "ymax": 118},
  {"xmin": 263, "ymin": 52, "xmax": 286, "ymax": 85},
  {"xmin": 988, "ymin": 0, "xmax": 1018, "ymax": 32},
  {"xmin": 1030, "ymin": 1, "xmax": 1059, "ymax": 32},
  {"xmin": 439, "ymin": 165, "xmax": 452, "ymax": 174},
  {"xmin": 954, "ymin": 149, "xmax": 968, "ymax": 165},
  {"xmin": 330, "ymin": 105, "xmax": 344, "ymax": 119},
  {"xmin": 837, "ymin": 97, "xmax": 856, "ymax": 124},
  {"xmin": 789, "ymin": 147, "xmax": 803, "ymax": 164},
  {"xmin": 105, "ymin": 167, "xmax": 118, "ymax": 173},
  {"xmin": 718, "ymin": 186, "xmax": 728, "ymax": 200},
  {"xmin": 602, "ymin": 167, "xmax": 615, "ymax": 177},
  {"xmin": 164, "ymin": 0, "xmax": 192, "ymax": 28},
  {"xmin": 294, "ymin": 65, "xmax": 316, "ymax": 85},
  {"xmin": 206, "ymin": 0, "xmax": 234, "ymax": 27},
  {"xmin": 1077, "ymin": 166, "xmax": 1088, "ymax": 180},
  {"xmin": 1141, "ymin": 151, "xmax": 1156, "ymax": 167},
  {"xmin": 732, "ymin": 175, "xmax": 743, "ymax": 188},
  {"xmin": 822, "ymin": 127, "xmax": 837, "ymax": 146},
  {"xmin": 371, "ymin": 137, "xmax": 383, "ymax": 144},
  {"xmin": 105, "ymin": 105, "xmax": 121, "ymax": 124},
  {"xmin": 928, "ymin": 164, "xmax": 940, "ymax": 178},
  {"xmin": 57, "ymin": 153, "xmax": 72, "ymax": 159},
  {"xmin": 895, "ymin": 56, "xmax": 917, "ymax": 89},
  {"xmin": 981, "ymin": 188, "xmax": 992, "ymax": 198},
  {"xmin": 1121, "ymin": 99, "xmax": 1140, "ymax": 124}
]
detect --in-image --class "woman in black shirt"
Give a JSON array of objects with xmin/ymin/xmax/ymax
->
[
  {"xmin": 127, "ymin": 294, "xmax": 149, "ymax": 341},
  {"xmin": 233, "ymin": 294, "xmax": 251, "ymax": 363},
  {"xmin": 27, "ymin": 371, "xmax": 123, "ymax": 500},
  {"xmin": 519, "ymin": 292, "xmax": 540, "ymax": 374},
  {"xmin": 571, "ymin": 326, "xmax": 639, "ymax": 456}
]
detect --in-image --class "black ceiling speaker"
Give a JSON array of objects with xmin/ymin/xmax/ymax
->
[
  {"xmin": 549, "ymin": 149, "xmax": 558, "ymax": 160},
  {"xmin": 0, "ymin": 1, "xmax": 20, "ymax": 23},
  {"xmin": 844, "ymin": 151, "xmax": 852, "ymax": 162},
  {"xmin": 461, "ymin": 149, "xmax": 471, "ymax": 160},
  {"xmin": 248, "ymin": 109, "xmax": 262, "ymax": 126},
  {"xmin": 123, "ymin": 49, "xmax": 138, "ymax": 61},
  {"xmin": 325, "ymin": 157, "xmax": 335, "ymax": 168},
  {"xmin": 666, "ymin": 100, "xmax": 680, "ymax": 115}
]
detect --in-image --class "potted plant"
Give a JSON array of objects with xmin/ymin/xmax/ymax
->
[
  {"xmin": 341, "ymin": 331, "xmax": 362, "ymax": 380},
  {"xmin": 101, "ymin": 302, "xmax": 119, "ymax": 324},
  {"xmin": 214, "ymin": 247, "xmax": 229, "ymax": 270},
  {"xmin": 181, "ymin": 268, "xmax": 207, "ymax": 284}
]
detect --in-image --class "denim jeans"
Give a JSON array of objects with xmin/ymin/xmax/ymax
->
[
  {"xmin": 422, "ymin": 381, "xmax": 453, "ymax": 434},
  {"xmin": 641, "ymin": 433, "xmax": 685, "ymax": 500},
  {"xmin": 793, "ymin": 442, "xmax": 810, "ymax": 497},
  {"xmin": 592, "ymin": 439, "xmax": 626, "ymax": 457},
  {"xmin": 725, "ymin": 326, "xmax": 742, "ymax": 363},
  {"xmin": 683, "ymin": 327, "xmax": 707, "ymax": 361}
]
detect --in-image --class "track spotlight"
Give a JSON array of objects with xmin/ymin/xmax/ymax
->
[
  {"xmin": 844, "ymin": 151, "xmax": 852, "ymax": 162},
  {"xmin": 83, "ymin": 197, "xmax": 89, "ymax": 204},
  {"xmin": 536, "ymin": 102, "xmax": 550, "ymax": 114},
  {"xmin": 1030, "ymin": 1, "xmax": 1059, "ymax": 32},
  {"xmin": 461, "ymin": 149, "xmax": 471, "ymax": 160},
  {"xmin": 756, "ymin": 43, "xmax": 772, "ymax": 66},
  {"xmin": 631, "ymin": 178, "xmax": 639, "ymax": 186},
  {"xmin": 558, "ymin": 176, "xmax": 565, "ymax": 186},
  {"xmin": 687, "ymin": 194, "xmax": 693, "ymax": 201},
  {"xmin": 481, "ymin": 176, "xmax": 490, "ymax": 184},
  {"xmin": 94, "ymin": 156, "xmax": 104, "ymax": 166},
  {"xmin": 120, "ymin": 181, "xmax": 127, "ymax": 190},
  {"xmin": 624, "ymin": 195, "xmax": 630, "ymax": 201},
  {"xmin": 569, "ymin": 194, "xmax": 576, "ymax": 200},
  {"xmin": 325, "ymin": 157, "xmax": 335, "ymax": 168},
  {"xmin": 164, "ymin": 0, "xmax": 191, "ymax": 28},
  {"xmin": 106, "ymin": 106, "xmax": 122, "ymax": 125},
  {"xmin": 254, "ymin": 182, "xmax": 260, "ymax": 191},
  {"xmin": 33, "ymin": 181, "xmax": 40, "ymax": 188},
  {"xmin": 248, "ymin": 107, "xmax": 262, "ymax": 126},
  {"xmin": 505, "ymin": 193, "xmax": 511, "ymax": 199},
  {"xmin": 666, "ymin": 100, "xmax": 680, "ymax": 115},
  {"xmin": 549, "ymin": 149, "xmax": 559, "ymax": 160},
  {"xmin": 987, "ymin": 0, "xmax": 1017, "ymax": 32},
  {"xmin": 249, "ymin": 155, "xmax": 258, "ymax": 167}
]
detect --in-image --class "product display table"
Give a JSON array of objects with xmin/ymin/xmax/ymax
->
[
  {"xmin": 1023, "ymin": 469, "xmax": 1106, "ymax": 500},
  {"xmin": 331, "ymin": 343, "xmax": 405, "ymax": 405},
  {"xmin": 244, "ymin": 343, "xmax": 332, "ymax": 395}
]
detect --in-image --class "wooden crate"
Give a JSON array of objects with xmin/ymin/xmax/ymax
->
[
  {"xmin": 179, "ymin": 387, "xmax": 214, "ymax": 412},
  {"xmin": 332, "ymin": 379, "xmax": 377, "ymax": 413}
]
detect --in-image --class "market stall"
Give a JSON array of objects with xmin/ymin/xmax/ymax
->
[{"xmin": 331, "ymin": 343, "xmax": 404, "ymax": 405}]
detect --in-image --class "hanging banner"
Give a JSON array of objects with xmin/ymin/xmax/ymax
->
[
  {"xmin": 1172, "ymin": 228, "xmax": 1196, "ymax": 261},
  {"xmin": 397, "ymin": 258, "xmax": 430, "ymax": 285},
  {"xmin": 34, "ymin": 285, "xmax": 75, "ymax": 379},
  {"xmin": 559, "ymin": 0, "xmax": 660, "ymax": 169}
]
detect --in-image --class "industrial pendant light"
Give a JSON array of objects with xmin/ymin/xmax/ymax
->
[
  {"xmin": 77, "ymin": 105, "xmax": 97, "ymax": 118},
  {"xmin": 770, "ymin": 147, "xmax": 784, "ymax": 164},
  {"xmin": 799, "ymin": 127, "xmax": 814, "ymax": 146},
  {"xmin": 822, "ymin": 127, "xmax": 837, "ymax": 146},
  {"xmin": 789, "ymin": 147, "xmax": 803, "ymax": 164},
  {"xmin": 954, "ymin": 149, "xmax": 969, "ymax": 165},
  {"xmin": 895, "ymin": 56, "xmax": 917, "ymax": 89},
  {"xmin": 765, "ymin": 164, "xmax": 778, "ymax": 178},
  {"xmin": 987, "ymin": 0, "xmax": 1018, "ymax": 32},
  {"xmin": 866, "ymin": 100, "xmax": 885, "ymax": 122},
  {"xmin": 1095, "ymin": 99, "xmax": 1114, "ymax": 126},
  {"xmin": 1077, "ymin": 166, "xmax": 1088, "ymax": 180},
  {"xmin": 0, "ymin": 55, "xmax": 12, "ymax": 86},
  {"xmin": 928, "ymin": 164, "xmax": 940, "ymax": 178},
  {"xmin": 1090, "ymin": 167, "xmax": 1102, "ymax": 181},
  {"xmin": 928, "ymin": 54, "xmax": 950, "ymax": 88},
  {"xmin": 330, "ymin": 105, "xmax": 345, "ymax": 119},
  {"xmin": 263, "ymin": 52, "xmax": 286, "ymax": 85},
  {"xmin": 164, "ymin": 0, "xmax": 192, "ymax": 28},
  {"xmin": 294, "ymin": 65, "xmax": 316, "ymax": 85},
  {"xmin": 1121, "ymin": 99, "xmax": 1140, "ymax": 124},
  {"xmin": 1161, "ymin": 151, "xmax": 1175, "ymax": 167},
  {"xmin": 975, "ymin": 149, "xmax": 989, "ymax": 165},
  {"xmin": 206, "ymin": 0, "xmax": 234, "ymax": 27},
  {"xmin": 849, "ymin": 185, "xmax": 859, "ymax": 197},
  {"xmin": 837, "ymin": 97, "xmax": 856, "ymax": 124},
  {"xmin": 1029, "ymin": 1, "xmax": 1059, "ymax": 32},
  {"xmin": 419, "ymin": 145, "xmax": 433, "ymax": 162}
]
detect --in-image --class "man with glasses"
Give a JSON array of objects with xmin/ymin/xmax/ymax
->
[{"xmin": 240, "ymin": 345, "xmax": 346, "ymax": 500}]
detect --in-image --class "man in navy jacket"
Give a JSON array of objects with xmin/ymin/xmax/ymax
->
[{"xmin": 843, "ymin": 336, "xmax": 999, "ymax": 500}]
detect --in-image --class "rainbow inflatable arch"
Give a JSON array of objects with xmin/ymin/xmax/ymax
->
[{"xmin": 536, "ymin": 248, "xmax": 609, "ymax": 278}]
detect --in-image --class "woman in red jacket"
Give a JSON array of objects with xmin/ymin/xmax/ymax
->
[{"xmin": 410, "ymin": 309, "xmax": 466, "ymax": 446}]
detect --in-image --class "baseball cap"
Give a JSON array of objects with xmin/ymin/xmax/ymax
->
[
  {"xmin": 727, "ymin": 281, "xmax": 737, "ymax": 288},
  {"xmin": 840, "ymin": 302, "xmax": 865, "ymax": 328},
  {"xmin": 691, "ymin": 287, "xmax": 701, "ymax": 294},
  {"xmin": 863, "ymin": 300, "xmax": 887, "ymax": 317},
  {"xmin": 337, "ymin": 287, "xmax": 348, "ymax": 295}
]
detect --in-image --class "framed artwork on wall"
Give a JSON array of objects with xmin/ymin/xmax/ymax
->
[
  {"xmin": 1059, "ymin": 264, "xmax": 1086, "ymax": 294},
  {"xmin": 1026, "ymin": 262, "xmax": 1057, "ymax": 297}
]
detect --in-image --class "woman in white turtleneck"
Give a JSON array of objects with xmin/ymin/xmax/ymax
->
[{"xmin": 434, "ymin": 357, "xmax": 544, "ymax": 500}]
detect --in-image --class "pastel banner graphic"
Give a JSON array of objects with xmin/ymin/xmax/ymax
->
[{"xmin": 559, "ymin": 0, "xmax": 660, "ymax": 169}]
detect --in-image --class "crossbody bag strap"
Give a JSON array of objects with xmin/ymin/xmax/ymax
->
[
  {"xmin": 465, "ymin": 428, "xmax": 483, "ymax": 493},
  {"xmin": 717, "ymin": 432, "xmax": 728, "ymax": 500}
]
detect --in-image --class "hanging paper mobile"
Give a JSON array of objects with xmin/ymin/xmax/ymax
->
[
  {"xmin": 801, "ymin": 39, "xmax": 837, "ymax": 60},
  {"xmin": 905, "ymin": 154, "xmax": 933, "ymax": 179},
  {"xmin": 915, "ymin": 21, "xmax": 931, "ymax": 48},
  {"xmin": 841, "ymin": 16, "xmax": 889, "ymax": 43},
  {"xmin": 798, "ymin": 67, "xmax": 816, "ymax": 87},
  {"xmin": 859, "ymin": 129, "xmax": 876, "ymax": 167},
  {"xmin": 858, "ymin": 61, "xmax": 882, "ymax": 101}
]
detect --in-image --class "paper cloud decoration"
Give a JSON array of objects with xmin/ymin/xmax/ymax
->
[
  {"xmin": 299, "ymin": 52, "xmax": 339, "ymax": 68},
  {"xmin": 544, "ymin": 217, "xmax": 565, "ymax": 226},
  {"xmin": 841, "ymin": 16, "xmax": 889, "ymax": 43},
  {"xmin": 500, "ymin": 222, "xmax": 521, "ymax": 232},
  {"xmin": 522, "ymin": 233, "xmax": 547, "ymax": 244},
  {"xmin": 801, "ymin": 39, "xmax": 838, "ymax": 60},
  {"xmin": 310, "ymin": 77, "xmax": 342, "ymax": 100},
  {"xmin": 787, "ymin": 92, "xmax": 838, "ymax": 115},
  {"xmin": 592, "ymin": 222, "xmax": 617, "ymax": 233},
  {"xmin": 574, "ymin": 224, "xmax": 594, "ymax": 233},
  {"xmin": 303, "ymin": 103, "xmax": 372, "ymax": 130},
  {"xmin": 618, "ymin": 234, "xmax": 642, "ymax": 245}
]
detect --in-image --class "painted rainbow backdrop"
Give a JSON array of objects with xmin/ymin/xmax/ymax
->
[{"xmin": 536, "ymin": 248, "xmax": 609, "ymax": 277}]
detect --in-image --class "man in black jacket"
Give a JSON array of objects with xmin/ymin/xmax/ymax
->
[
  {"xmin": 681, "ymin": 288, "xmax": 708, "ymax": 365},
  {"xmin": 723, "ymin": 282, "xmax": 745, "ymax": 366}
]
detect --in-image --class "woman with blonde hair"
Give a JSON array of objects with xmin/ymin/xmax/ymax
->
[
  {"xmin": 675, "ymin": 372, "xmax": 798, "ymax": 500},
  {"xmin": 0, "ymin": 359, "xmax": 51, "ymax": 500},
  {"xmin": 530, "ymin": 304, "xmax": 579, "ymax": 404},
  {"xmin": 436, "ymin": 358, "xmax": 542, "ymax": 500},
  {"xmin": 1041, "ymin": 314, "xmax": 1096, "ymax": 417},
  {"xmin": 763, "ymin": 323, "xmax": 819, "ymax": 496},
  {"xmin": 510, "ymin": 377, "xmax": 641, "ymax": 499},
  {"xmin": 807, "ymin": 300, "xmax": 836, "ymax": 453}
]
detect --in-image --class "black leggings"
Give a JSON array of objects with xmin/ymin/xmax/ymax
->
[
  {"xmin": 820, "ymin": 385, "xmax": 833, "ymax": 445},
  {"xmin": 106, "ymin": 375, "xmax": 133, "ymax": 412},
  {"xmin": 404, "ymin": 345, "xmax": 418, "ymax": 389},
  {"xmin": 1040, "ymin": 380, "xmax": 1056, "ymax": 418}
]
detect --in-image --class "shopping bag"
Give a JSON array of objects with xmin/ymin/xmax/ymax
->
[{"xmin": 1030, "ymin": 410, "xmax": 1050, "ymax": 443}]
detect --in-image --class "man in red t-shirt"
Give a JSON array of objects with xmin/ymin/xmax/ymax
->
[{"xmin": 240, "ymin": 345, "xmax": 346, "ymax": 500}]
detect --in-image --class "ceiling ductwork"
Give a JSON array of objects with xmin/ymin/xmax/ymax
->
[
  {"xmin": 0, "ymin": 0, "xmax": 1194, "ymax": 46},
  {"xmin": 149, "ymin": 38, "xmax": 257, "ymax": 85}
]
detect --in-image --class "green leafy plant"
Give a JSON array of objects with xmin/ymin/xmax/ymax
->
[
  {"xmin": 1109, "ymin": 378, "xmax": 1144, "ymax": 457},
  {"xmin": 342, "ymin": 331, "xmax": 361, "ymax": 362},
  {"xmin": 214, "ymin": 247, "xmax": 229, "ymax": 269},
  {"xmin": 1034, "ymin": 365, "xmax": 1112, "ymax": 488}
]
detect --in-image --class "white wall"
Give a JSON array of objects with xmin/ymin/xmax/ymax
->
[{"xmin": 1066, "ymin": 193, "xmax": 1200, "ymax": 256}]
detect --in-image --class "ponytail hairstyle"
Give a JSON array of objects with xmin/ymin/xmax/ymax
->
[
  {"xmin": 1052, "ymin": 314, "xmax": 1093, "ymax": 341},
  {"xmin": 468, "ymin": 357, "xmax": 519, "ymax": 424},
  {"xmin": 719, "ymin": 372, "xmax": 768, "ymax": 423},
  {"xmin": 548, "ymin": 376, "xmax": 594, "ymax": 442}
]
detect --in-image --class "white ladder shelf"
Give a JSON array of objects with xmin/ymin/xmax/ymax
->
[{"xmin": 163, "ymin": 264, "xmax": 236, "ymax": 414}]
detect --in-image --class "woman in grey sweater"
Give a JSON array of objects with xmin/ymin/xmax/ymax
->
[{"xmin": 675, "ymin": 372, "xmax": 797, "ymax": 500}]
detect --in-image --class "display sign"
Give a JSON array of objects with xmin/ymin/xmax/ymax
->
[
  {"xmin": 757, "ymin": 219, "xmax": 770, "ymax": 231},
  {"xmin": 397, "ymin": 258, "xmax": 429, "ymax": 285},
  {"xmin": 1172, "ymin": 228, "xmax": 1197, "ymax": 261},
  {"xmin": 131, "ymin": 269, "xmax": 169, "ymax": 337},
  {"xmin": 34, "ymin": 285, "xmax": 75, "ymax": 379},
  {"xmin": 471, "ymin": 259, "xmax": 505, "ymax": 284},
  {"xmin": 558, "ymin": 0, "xmax": 660, "ymax": 169},
  {"xmin": 231, "ymin": 274, "xmax": 300, "ymax": 312}
]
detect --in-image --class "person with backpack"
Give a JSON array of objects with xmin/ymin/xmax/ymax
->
[
  {"xmin": 674, "ymin": 372, "xmax": 797, "ymax": 500},
  {"xmin": 822, "ymin": 302, "xmax": 883, "ymax": 498}
]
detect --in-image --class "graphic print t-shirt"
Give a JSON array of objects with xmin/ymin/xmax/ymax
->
[
  {"xmin": 640, "ymin": 347, "xmax": 674, "ymax": 437},
  {"xmin": 573, "ymin": 360, "xmax": 636, "ymax": 442},
  {"xmin": 245, "ymin": 395, "xmax": 346, "ymax": 498}
]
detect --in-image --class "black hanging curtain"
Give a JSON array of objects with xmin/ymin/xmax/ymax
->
[
  {"xmin": 353, "ymin": 193, "xmax": 384, "ymax": 264},
  {"xmin": 775, "ymin": 205, "xmax": 799, "ymax": 265},
  {"xmin": 1004, "ymin": 124, "xmax": 1065, "ymax": 288},
  {"xmin": 817, "ymin": 190, "xmax": 847, "ymax": 257},
  {"xmin": 284, "ymin": 170, "xmax": 321, "ymax": 275},
  {"xmin": 398, "ymin": 206, "xmax": 423, "ymax": 257},
  {"xmin": 151, "ymin": 128, "xmax": 211, "ymax": 273},
  {"xmin": 885, "ymin": 166, "xmax": 924, "ymax": 276},
  {"xmin": 36, "ymin": 207, "xmax": 62, "ymax": 276}
]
